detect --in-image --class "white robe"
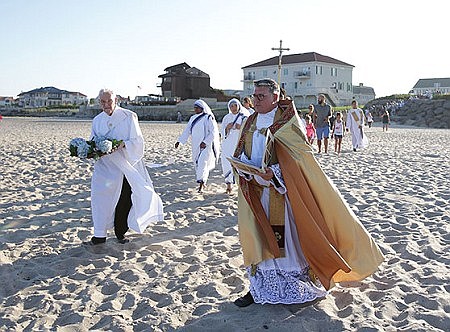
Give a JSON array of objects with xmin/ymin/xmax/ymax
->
[
  {"xmin": 346, "ymin": 108, "xmax": 369, "ymax": 149},
  {"xmin": 221, "ymin": 112, "xmax": 247, "ymax": 183},
  {"xmin": 238, "ymin": 109, "xmax": 327, "ymax": 304},
  {"xmin": 90, "ymin": 107, "xmax": 164, "ymax": 237},
  {"xmin": 178, "ymin": 112, "xmax": 219, "ymax": 183}
]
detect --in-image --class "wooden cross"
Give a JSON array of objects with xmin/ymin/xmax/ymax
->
[{"xmin": 271, "ymin": 40, "xmax": 290, "ymax": 85}]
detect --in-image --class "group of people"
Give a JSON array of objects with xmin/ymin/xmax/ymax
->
[
  {"xmin": 302, "ymin": 97, "xmax": 370, "ymax": 154},
  {"xmin": 175, "ymin": 98, "xmax": 252, "ymax": 193},
  {"xmin": 83, "ymin": 82, "xmax": 384, "ymax": 309}
]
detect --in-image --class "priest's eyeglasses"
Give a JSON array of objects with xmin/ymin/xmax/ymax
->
[{"xmin": 252, "ymin": 93, "xmax": 269, "ymax": 101}]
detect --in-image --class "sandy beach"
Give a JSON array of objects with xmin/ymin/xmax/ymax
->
[{"xmin": 0, "ymin": 117, "xmax": 449, "ymax": 331}]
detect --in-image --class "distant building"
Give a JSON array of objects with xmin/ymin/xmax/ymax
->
[
  {"xmin": 411, "ymin": 78, "xmax": 450, "ymax": 96},
  {"xmin": 18, "ymin": 86, "xmax": 87, "ymax": 107},
  {"xmin": 242, "ymin": 52, "xmax": 355, "ymax": 107},
  {"xmin": 352, "ymin": 83, "xmax": 376, "ymax": 105},
  {"xmin": 0, "ymin": 96, "xmax": 15, "ymax": 108},
  {"xmin": 158, "ymin": 62, "xmax": 226, "ymax": 101},
  {"xmin": 222, "ymin": 89, "xmax": 244, "ymax": 98}
]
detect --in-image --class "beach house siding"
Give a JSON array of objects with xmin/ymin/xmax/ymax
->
[
  {"xmin": 411, "ymin": 78, "xmax": 450, "ymax": 96},
  {"xmin": 158, "ymin": 63, "xmax": 216, "ymax": 100},
  {"xmin": 352, "ymin": 84, "xmax": 376, "ymax": 105},
  {"xmin": 242, "ymin": 52, "xmax": 355, "ymax": 107},
  {"xmin": 18, "ymin": 87, "xmax": 87, "ymax": 107},
  {"xmin": 0, "ymin": 97, "xmax": 14, "ymax": 108}
]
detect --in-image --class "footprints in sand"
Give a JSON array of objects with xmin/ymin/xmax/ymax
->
[{"xmin": 1, "ymin": 120, "xmax": 450, "ymax": 331}]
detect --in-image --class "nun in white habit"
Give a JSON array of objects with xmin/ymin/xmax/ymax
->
[
  {"xmin": 220, "ymin": 98, "xmax": 250, "ymax": 193},
  {"xmin": 175, "ymin": 99, "xmax": 220, "ymax": 193},
  {"xmin": 87, "ymin": 89, "xmax": 164, "ymax": 245}
]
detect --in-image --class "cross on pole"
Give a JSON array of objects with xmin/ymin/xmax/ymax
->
[{"xmin": 271, "ymin": 40, "xmax": 290, "ymax": 86}]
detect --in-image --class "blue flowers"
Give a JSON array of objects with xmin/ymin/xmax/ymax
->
[
  {"xmin": 96, "ymin": 139, "xmax": 113, "ymax": 154},
  {"xmin": 69, "ymin": 137, "xmax": 123, "ymax": 160}
]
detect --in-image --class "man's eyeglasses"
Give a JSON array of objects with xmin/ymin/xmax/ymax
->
[{"xmin": 252, "ymin": 93, "xmax": 269, "ymax": 101}]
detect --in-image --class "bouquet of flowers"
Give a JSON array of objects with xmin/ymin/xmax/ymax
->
[{"xmin": 69, "ymin": 136, "xmax": 123, "ymax": 160}]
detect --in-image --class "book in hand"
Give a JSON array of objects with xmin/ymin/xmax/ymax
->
[
  {"xmin": 227, "ymin": 156, "xmax": 266, "ymax": 176},
  {"xmin": 227, "ymin": 129, "xmax": 274, "ymax": 176}
]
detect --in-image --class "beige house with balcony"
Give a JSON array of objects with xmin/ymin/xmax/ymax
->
[{"xmin": 242, "ymin": 52, "xmax": 360, "ymax": 107}]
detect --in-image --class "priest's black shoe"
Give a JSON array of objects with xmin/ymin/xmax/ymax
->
[{"xmin": 234, "ymin": 291, "xmax": 254, "ymax": 307}]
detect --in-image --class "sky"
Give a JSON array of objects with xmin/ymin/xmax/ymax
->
[{"xmin": 0, "ymin": 0, "xmax": 449, "ymax": 99}]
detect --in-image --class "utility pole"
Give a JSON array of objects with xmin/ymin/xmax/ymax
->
[{"xmin": 271, "ymin": 40, "xmax": 290, "ymax": 86}]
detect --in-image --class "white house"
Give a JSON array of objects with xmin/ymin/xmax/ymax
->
[
  {"xmin": 411, "ymin": 78, "xmax": 450, "ymax": 96},
  {"xmin": 243, "ymin": 52, "xmax": 359, "ymax": 107},
  {"xmin": 0, "ymin": 96, "xmax": 15, "ymax": 108},
  {"xmin": 18, "ymin": 87, "xmax": 87, "ymax": 107}
]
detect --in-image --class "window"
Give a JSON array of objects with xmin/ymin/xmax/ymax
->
[
  {"xmin": 331, "ymin": 68, "xmax": 337, "ymax": 76},
  {"xmin": 283, "ymin": 68, "xmax": 288, "ymax": 76},
  {"xmin": 294, "ymin": 82, "xmax": 298, "ymax": 89},
  {"xmin": 262, "ymin": 70, "xmax": 267, "ymax": 77},
  {"xmin": 245, "ymin": 71, "xmax": 255, "ymax": 80},
  {"xmin": 315, "ymin": 66, "xmax": 322, "ymax": 75}
]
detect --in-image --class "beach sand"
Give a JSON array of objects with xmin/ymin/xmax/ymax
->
[{"xmin": 0, "ymin": 117, "xmax": 449, "ymax": 331}]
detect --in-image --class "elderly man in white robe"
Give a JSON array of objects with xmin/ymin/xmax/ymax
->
[
  {"xmin": 85, "ymin": 89, "xmax": 164, "ymax": 245},
  {"xmin": 346, "ymin": 100, "xmax": 369, "ymax": 152},
  {"xmin": 175, "ymin": 99, "xmax": 220, "ymax": 193},
  {"xmin": 220, "ymin": 98, "xmax": 250, "ymax": 194}
]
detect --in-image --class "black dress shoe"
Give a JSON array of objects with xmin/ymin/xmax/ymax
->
[
  {"xmin": 117, "ymin": 238, "xmax": 130, "ymax": 244},
  {"xmin": 83, "ymin": 236, "xmax": 106, "ymax": 246},
  {"xmin": 234, "ymin": 291, "xmax": 254, "ymax": 307}
]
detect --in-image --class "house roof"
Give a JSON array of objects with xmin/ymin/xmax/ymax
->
[
  {"xmin": 242, "ymin": 52, "xmax": 354, "ymax": 69},
  {"xmin": 163, "ymin": 62, "xmax": 190, "ymax": 71},
  {"xmin": 18, "ymin": 86, "xmax": 86, "ymax": 97},
  {"xmin": 413, "ymin": 78, "xmax": 450, "ymax": 89},
  {"xmin": 353, "ymin": 85, "xmax": 375, "ymax": 95},
  {"xmin": 159, "ymin": 63, "xmax": 210, "ymax": 78},
  {"xmin": 186, "ymin": 67, "xmax": 209, "ymax": 78}
]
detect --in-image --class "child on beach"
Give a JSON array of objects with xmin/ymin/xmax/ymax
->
[
  {"xmin": 331, "ymin": 112, "xmax": 344, "ymax": 154},
  {"xmin": 366, "ymin": 112, "xmax": 373, "ymax": 128},
  {"xmin": 305, "ymin": 114, "xmax": 316, "ymax": 145}
]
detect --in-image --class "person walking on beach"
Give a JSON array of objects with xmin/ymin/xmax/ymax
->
[
  {"xmin": 176, "ymin": 111, "xmax": 182, "ymax": 123},
  {"xmin": 85, "ymin": 89, "xmax": 164, "ymax": 245},
  {"xmin": 366, "ymin": 111, "xmax": 374, "ymax": 128},
  {"xmin": 346, "ymin": 100, "xmax": 368, "ymax": 152},
  {"xmin": 220, "ymin": 98, "xmax": 250, "ymax": 194},
  {"xmin": 331, "ymin": 111, "xmax": 344, "ymax": 154},
  {"xmin": 313, "ymin": 94, "xmax": 332, "ymax": 153},
  {"xmin": 242, "ymin": 96, "xmax": 255, "ymax": 115},
  {"xmin": 231, "ymin": 78, "xmax": 384, "ymax": 308},
  {"xmin": 175, "ymin": 99, "xmax": 220, "ymax": 193},
  {"xmin": 381, "ymin": 110, "xmax": 390, "ymax": 131},
  {"xmin": 305, "ymin": 114, "xmax": 316, "ymax": 145}
]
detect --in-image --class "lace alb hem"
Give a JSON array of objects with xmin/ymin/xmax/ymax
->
[{"xmin": 249, "ymin": 266, "xmax": 328, "ymax": 305}]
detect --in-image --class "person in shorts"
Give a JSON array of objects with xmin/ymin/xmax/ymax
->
[
  {"xmin": 331, "ymin": 112, "xmax": 344, "ymax": 154},
  {"xmin": 313, "ymin": 94, "xmax": 332, "ymax": 153}
]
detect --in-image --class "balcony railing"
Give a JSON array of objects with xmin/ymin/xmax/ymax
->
[{"xmin": 293, "ymin": 71, "xmax": 311, "ymax": 78}]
